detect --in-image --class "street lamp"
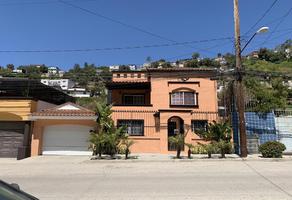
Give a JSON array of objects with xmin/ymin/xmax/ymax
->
[{"xmin": 241, "ymin": 26, "xmax": 269, "ymax": 53}]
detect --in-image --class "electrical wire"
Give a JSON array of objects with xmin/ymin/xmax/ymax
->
[
  {"xmin": 244, "ymin": 0, "xmax": 279, "ymax": 36},
  {"xmin": 0, "ymin": 36, "xmax": 233, "ymax": 53},
  {"xmin": 57, "ymin": 0, "xmax": 211, "ymax": 55},
  {"xmin": 0, "ymin": 0, "xmax": 97, "ymax": 6},
  {"xmin": 261, "ymin": 6, "xmax": 292, "ymax": 46}
]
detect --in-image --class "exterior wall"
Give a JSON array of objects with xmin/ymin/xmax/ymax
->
[
  {"xmin": 150, "ymin": 77, "xmax": 217, "ymax": 111},
  {"xmin": 112, "ymin": 109, "xmax": 218, "ymax": 154},
  {"xmin": 110, "ymin": 72, "xmax": 218, "ymax": 154},
  {"xmin": 0, "ymin": 100, "xmax": 37, "ymax": 121},
  {"xmin": 111, "ymin": 89, "xmax": 151, "ymax": 105},
  {"xmin": 112, "ymin": 72, "xmax": 148, "ymax": 82},
  {"xmin": 31, "ymin": 119, "xmax": 96, "ymax": 156}
]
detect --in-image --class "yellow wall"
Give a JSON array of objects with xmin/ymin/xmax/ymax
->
[{"xmin": 0, "ymin": 99, "xmax": 37, "ymax": 121}]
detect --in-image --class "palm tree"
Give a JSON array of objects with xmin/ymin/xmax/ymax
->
[
  {"xmin": 185, "ymin": 143, "xmax": 194, "ymax": 159},
  {"xmin": 168, "ymin": 134, "xmax": 185, "ymax": 159},
  {"xmin": 120, "ymin": 136, "xmax": 135, "ymax": 159},
  {"xmin": 89, "ymin": 101, "xmax": 126, "ymax": 158},
  {"xmin": 197, "ymin": 121, "xmax": 232, "ymax": 142},
  {"xmin": 196, "ymin": 121, "xmax": 232, "ymax": 158}
]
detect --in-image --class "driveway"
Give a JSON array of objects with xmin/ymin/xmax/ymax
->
[{"xmin": 1, "ymin": 156, "xmax": 292, "ymax": 200}]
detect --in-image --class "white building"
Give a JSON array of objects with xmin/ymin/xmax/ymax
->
[
  {"xmin": 41, "ymin": 79, "xmax": 74, "ymax": 91},
  {"xmin": 128, "ymin": 65, "xmax": 137, "ymax": 70},
  {"xmin": 48, "ymin": 67, "xmax": 59, "ymax": 75},
  {"xmin": 67, "ymin": 88, "xmax": 90, "ymax": 98},
  {"xmin": 109, "ymin": 65, "xmax": 120, "ymax": 71},
  {"xmin": 12, "ymin": 69, "xmax": 23, "ymax": 74}
]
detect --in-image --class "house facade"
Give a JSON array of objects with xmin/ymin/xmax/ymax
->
[
  {"xmin": 0, "ymin": 78, "xmax": 74, "ymax": 159},
  {"xmin": 30, "ymin": 102, "xmax": 97, "ymax": 156},
  {"xmin": 106, "ymin": 68, "xmax": 219, "ymax": 154}
]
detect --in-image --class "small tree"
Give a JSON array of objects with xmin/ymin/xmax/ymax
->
[
  {"xmin": 216, "ymin": 140, "xmax": 232, "ymax": 158},
  {"xmin": 196, "ymin": 121, "xmax": 232, "ymax": 158},
  {"xmin": 185, "ymin": 143, "xmax": 194, "ymax": 159},
  {"xmin": 197, "ymin": 121, "xmax": 232, "ymax": 142},
  {"xmin": 168, "ymin": 133, "xmax": 185, "ymax": 159},
  {"xmin": 89, "ymin": 101, "xmax": 126, "ymax": 158},
  {"xmin": 120, "ymin": 136, "xmax": 135, "ymax": 159}
]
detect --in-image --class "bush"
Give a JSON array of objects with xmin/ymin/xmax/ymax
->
[
  {"xmin": 216, "ymin": 141, "xmax": 233, "ymax": 158},
  {"xmin": 259, "ymin": 141, "xmax": 286, "ymax": 158},
  {"xmin": 200, "ymin": 143, "xmax": 218, "ymax": 158}
]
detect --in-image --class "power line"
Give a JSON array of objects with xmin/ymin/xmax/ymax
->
[
  {"xmin": 57, "ymin": 0, "xmax": 209, "ymax": 54},
  {"xmin": 261, "ymin": 6, "xmax": 292, "ymax": 46},
  {"xmin": 58, "ymin": 0, "xmax": 178, "ymax": 43},
  {"xmin": 0, "ymin": 0, "xmax": 97, "ymax": 6},
  {"xmin": 244, "ymin": 0, "xmax": 279, "ymax": 36},
  {"xmin": 0, "ymin": 36, "xmax": 233, "ymax": 53}
]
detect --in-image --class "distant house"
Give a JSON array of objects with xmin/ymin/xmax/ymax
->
[
  {"xmin": 109, "ymin": 65, "xmax": 120, "ymax": 71},
  {"xmin": 247, "ymin": 51, "xmax": 259, "ymax": 59},
  {"xmin": 48, "ymin": 66, "xmax": 59, "ymax": 75},
  {"xmin": 67, "ymin": 88, "xmax": 90, "ymax": 98},
  {"xmin": 214, "ymin": 56, "xmax": 227, "ymax": 66},
  {"xmin": 12, "ymin": 69, "xmax": 23, "ymax": 74},
  {"xmin": 41, "ymin": 79, "xmax": 74, "ymax": 91}
]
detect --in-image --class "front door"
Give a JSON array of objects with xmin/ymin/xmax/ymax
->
[{"xmin": 168, "ymin": 122, "xmax": 177, "ymax": 151}]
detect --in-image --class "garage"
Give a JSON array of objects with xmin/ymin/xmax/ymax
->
[
  {"xmin": 30, "ymin": 102, "xmax": 97, "ymax": 156},
  {"xmin": 0, "ymin": 122, "xmax": 25, "ymax": 158},
  {"xmin": 42, "ymin": 125, "xmax": 92, "ymax": 155}
]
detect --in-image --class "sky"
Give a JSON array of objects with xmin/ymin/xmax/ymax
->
[{"xmin": 0, "ymin": 0, "xmax": 291, "ymax": 70}]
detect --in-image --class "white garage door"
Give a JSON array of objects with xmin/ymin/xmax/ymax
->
[{"xmin": 43, "ymin": 125, "xmax": 92, "ymax": 155}]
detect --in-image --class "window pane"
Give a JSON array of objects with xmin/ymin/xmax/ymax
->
[
  {"xmin": 117, "ymin": 120, "xmax": 144, "ymax": 136},
  {"xmin": 171, "ymin": 92, "xmax": 195, "ymax": 105},
  {"xmin": 192, "ymin": 120, "xmax": 208, "ymax": 132},
  {"xmin": 184, "ymin": 92, "xmax": 195, "ymax": 105},
  {"xmin": 123, "ymin": 95, "xmax": 145, "ymax": 105},
  {"xmin": 171, "ymin": 92, "xmax": 183, "ymax": 105}
]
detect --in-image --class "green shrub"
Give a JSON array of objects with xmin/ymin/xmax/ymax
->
[
  {"xmin": 200, "ymin": 143, "xmax": 218, "ymax": 158},
  {"xmin": 192, "ymin": 145, "xmax": 207, "ymax": 154},
  {"xmin": 216, "ymin": 141, "xmax": 233, "ymax": 158},
  {"xmin": 259, "ymin": 141, "xmax": 286, "ymax": 158}
]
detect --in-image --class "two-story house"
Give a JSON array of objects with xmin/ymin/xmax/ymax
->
[{"xmin": 106, "ymin": 68, "xmax": 219, "ymax": 154}]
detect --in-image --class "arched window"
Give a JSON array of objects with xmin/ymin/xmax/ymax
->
[{"xmin": 170, "ymin": 88, "xmax": 198, "ymax": 107}]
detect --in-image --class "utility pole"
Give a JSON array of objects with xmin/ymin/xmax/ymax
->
[{"xmin": 233, "ymin": 0, "xmax": 247, "ymax": 157}]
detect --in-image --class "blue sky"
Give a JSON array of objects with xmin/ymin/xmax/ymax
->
[{"xmin": 0, "ymin": 0, "xmax": 291, "ymax": 70}]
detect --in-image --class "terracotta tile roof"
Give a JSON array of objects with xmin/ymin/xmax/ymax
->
[{"xmin": 32, "ymin": 102, "xmax": 96, "ymax": 117}]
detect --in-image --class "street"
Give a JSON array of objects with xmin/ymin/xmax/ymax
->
[{"xmin": 1, "ymin": 156, "xmax": 292, "ymax": 200}]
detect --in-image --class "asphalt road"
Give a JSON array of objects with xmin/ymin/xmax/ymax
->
[{"xmin": 1, "ymin": 156, "xmax": 292, "ymax": 200}]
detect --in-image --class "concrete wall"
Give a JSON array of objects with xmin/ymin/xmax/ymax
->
[{"xmin": 31, "ymin": 120, "xmax": 96, "ymax": 156}]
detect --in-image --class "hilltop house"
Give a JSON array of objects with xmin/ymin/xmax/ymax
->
[{"xmin": 106, "ymin": 68, "xmax": 219, "ymax": 154}]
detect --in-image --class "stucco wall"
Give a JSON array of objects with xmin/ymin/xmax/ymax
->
[
  {"xmin": 110, "ymin": 74, "xmax": 218, "ymax": 154},
  {"xmin": 151, "ymin": 77, "xmax": 217, "ymax": 111},
  {"xmin": 31, "ymin": 120, "xmax": 96, "ymax": 156},
  {"xmin": 0, "ymin": 99, "xmax": 37, "ymax": 121}
]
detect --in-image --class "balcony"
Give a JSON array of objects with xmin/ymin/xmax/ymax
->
[{"xmin": 106, "ymin": 81, "xmax": 151, "ymax": 107}]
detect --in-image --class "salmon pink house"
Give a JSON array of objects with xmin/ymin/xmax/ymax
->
[{"xmin": 106, "ymin": 68, "xmax": 219, "ymax": 154}]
